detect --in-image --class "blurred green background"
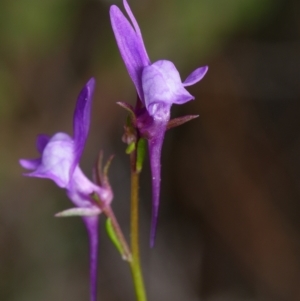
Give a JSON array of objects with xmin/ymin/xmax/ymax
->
[{"xmin": 1, "ymin": 0, "xmax": 300, "ymax": 300}]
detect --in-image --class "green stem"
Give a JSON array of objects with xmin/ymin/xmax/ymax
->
[
  {"xmin": 103, "ymin": 205, "xmax": 132, "ymax": 261},
  {"xmin": 129, "ymin": 151, "xmax": 147, "ymax": 301}
]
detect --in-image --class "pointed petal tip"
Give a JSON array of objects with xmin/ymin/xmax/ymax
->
[
  {"xmin": 19, "ymin": 159, "xmax": 28, "ymax": 168},
  {"xmin": 148, "ymin": 128, "xmax": 166, "ymax": 249},
  {"xmin": 183, "ymin": 65, "xmax": 209, "ymax": 87},
  {"xmin": 19, "ymin": 158, "xmax": 39, "ymax": 170},
  {"xmin": 109, "ymin": 4, "xmax": 120, "ymax": 17},
  {"xmin": 201, "ymin": 65, "xmax": 209, "ymax": 77},
  {"xmin": 86, "ymin": 77, "xmax": 96, "ymax": 93},
  {"xmin": 83, "ymin": 217, "xmax": 99, "ymax": 301},
  {"xmin": 88, "ymin": 76, "xmax": 95, "ymax": 83},
  {"xmin": 197, "ymin": 65, "xmax": 209, "ymax": 75},
  {"xmin": 122, "ymin": 0, "xmax": 142, "ymax": 37},
  {"xmin": 150, "ymin": 197, "xmax": 160, "ymax": 248},
  {"xmin": 203, "ymin": 65, "xmax": 209, "ymax": 71},
  {"xmin": 150, "ymin": 226, "xmax": 156, "ymax": 248}
]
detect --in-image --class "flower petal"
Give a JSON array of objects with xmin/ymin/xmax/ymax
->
[
  {"xmin": 148, "ymin": 120, "xmax": 168, "ymax": 247},
  {"xmin": 70, "ymin": 167, "xmax": 113, "ymax": 207},
  {"xmin": 123, "ymin": 0, "xmax": 147, "ymax": 55},
  {"xmin": 19, "ymin": 158, "xmax": 41, "ymax": 170},
  {"xmin": 83, "ymin": 216, "xmax": 99, "ymax": 301},
  {"xmin": 28, "ymin": 133, "xmax": 75, "ymax": 188},
  {"xmin": 183, "ymin": 66, "xmax": 208, "ymax": 87},
  {"xmin": 110, "ymin": 3, "xmax": 150, "ymax": 101},
  {"xmin": 36, "ymin": 134, "xmax": 50, "ymax": 153},
  {"xmin": 142, "ymin": 60, "xmax": 194, "ymax": 108},
  {"xmin": 147, "ymin": 102, "xmax": 171, "ymax": 122},
  {"xmin": 72, "ymin": 78, "xmax": 95, "ymax": 176}
]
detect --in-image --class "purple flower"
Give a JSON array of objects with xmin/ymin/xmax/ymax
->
[
  {"xmin": 110, "ymin": 0, "xmax": 208, "ymax": 246},
  {"xmin": 19, "ymin": 78, "xmax": 111, "ymax": 301}
]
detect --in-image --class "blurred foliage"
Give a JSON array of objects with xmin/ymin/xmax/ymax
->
[{"xmin": 0, "ymin": 0, "xmax": 77, "ymax": 55}]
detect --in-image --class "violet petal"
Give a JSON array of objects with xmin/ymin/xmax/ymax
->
[
  {"xmin": 123, "ymin": 0, "xmax": 149, "ymax": 60},
  {"xmin": 83, "ymin": 216, "xmax": 99, "ymax": 301},
  {"xmin": 26, "ymin": 133, "xmax": 75, "ymax": 188},
  {"xmin": 36, "ymin": 134, "xmax": 50, "ymax": 153},
  {"xmin": 68, "ymin": 171, "xmax": 113, "ymax": 209},
  {"xmin": 142, "ymin": 60, "xmax": 194, "ymax": 108},
  {"xmin": 183, "ymin": 66, "xmax": 208, "ymax": 87},
  {"xmin": 148, "ymin": 120, "xmax": 168, "ymax": 247},
  {"xmin": 110, "ymin": 4, "xmax": 150, "ymax": 101},
  {"xmin": 147, "ymin": 102, "xmax": 171, "ymax": 122},
  {"xmin": 72, "ymin": 78, "xmax": 95, "ymax": 177},
  {"xmin": 19, "ymin": 158, "xmax": 41, "ymax": 170}
]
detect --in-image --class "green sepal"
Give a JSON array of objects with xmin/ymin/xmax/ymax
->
[
  {"xmin": 105, "ymin": 218, "xmax": 124, "ymax": 256},
  {"xmin": 103, "ymin": 155, "xmax": 114, "ymax": 182},
  {"xmin": 116, "ymin": 102, "xmax": 136, "ymax": 125},
  {"xmin": 126, "ymin": 115, "xmax": 132, "ymax": 127},
  {"xmin": 136, "ymin": 138, "xmax": 147, "ymax": 172},
  {"xmin": 126, "ymin": 142, "xmax": 135, "ymax": 154},
  {"xmin": 167, "ymin": 115, "xmax": 199, "ymax": 130}
]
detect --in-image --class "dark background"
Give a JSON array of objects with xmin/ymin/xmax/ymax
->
[{"xmin": 1, "ymin": 0, "xmax": 300, "ymax": 300}]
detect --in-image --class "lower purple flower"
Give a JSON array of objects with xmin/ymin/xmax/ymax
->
[{"xmin": 19, "ymin": 78, "xmax": 111, "ymax": 301}]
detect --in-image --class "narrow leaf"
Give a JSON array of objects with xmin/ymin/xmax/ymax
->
[{"xmin": 105, "ymin": 218, "xmax": 124, "ymax": 257}]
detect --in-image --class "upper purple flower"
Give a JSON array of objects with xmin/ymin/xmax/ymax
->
[
  {"xmin": 110, "ymin": 0, "xmax": 208, "ymax": 116},
  {"xmin": 19, "ymin": 78, "xmax": 110, "ymax": 301},
  {"xmin": 110, "ymin": 0, "xmax": 208, "ymax": 246}
]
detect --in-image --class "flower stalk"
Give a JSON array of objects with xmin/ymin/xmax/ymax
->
[{"xmin": 129, "ymin": 146, "xmax": 147, "ymax": 301}]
